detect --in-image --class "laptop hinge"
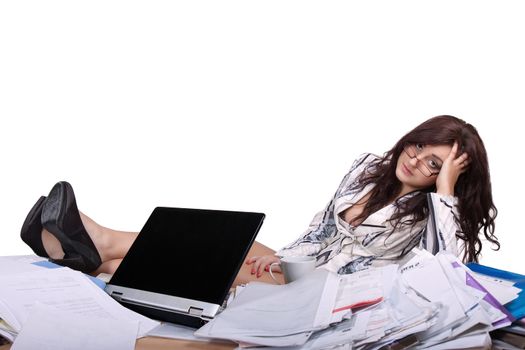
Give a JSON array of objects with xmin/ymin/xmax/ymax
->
[
  {"xmin": 188, "ymin": 307, "xmax": 203, "ymax": 317},
  {"xmin": 111, "ymin": 291, "xmax": 123, "ymax": 301}
]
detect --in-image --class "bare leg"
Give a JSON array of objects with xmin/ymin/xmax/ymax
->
[
  {"xmin": 94, "ymin": 259, "xmax": 124, "ymax": 275},
  {"xmin": 79, "ymin": 212, "xmax": 137, "ymax": 263},
  {"xmin": 232, "ymin": 241, "xmax": 284, "ymax": 286},
  {"xmin": 41, "ymin": 211, "xmax": 138, "ymax": 275}
]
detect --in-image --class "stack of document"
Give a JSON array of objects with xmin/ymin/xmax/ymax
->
[
  {"xmin": 2, "ymin": 253, "xmax": 523, "ymax": 349},
  {"xmin": 0, "ymin": 256, "xmax": 160, "ymax": 350},
  {"xmin": 491, "ymin": 324, "xmax": 525, "ymax": 349},
  {"xmin": 195, "ymin": 249, "xmax": 523, "ymax": 349},
  {"xmin": 467, "ymin": 262, "xmax": 525, "ymax": 320},
  {"xmin": 195, "ymin": 269, "xmax": 340, "ymax": 347},
  {"xmin": 396, "ymin": 250, "xmax": 513, "ymax": 349}
]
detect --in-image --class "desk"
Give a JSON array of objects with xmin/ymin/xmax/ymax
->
[
  {"xmin": 137, "ymin": 337, "xmax": 235, "ymax": 349},
  {"xmin": 0, "ymin": 336, "xmax": 236, "ymax": 350}
]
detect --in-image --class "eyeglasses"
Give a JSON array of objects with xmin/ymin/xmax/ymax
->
[{"xmin": 402, "ymin": 143, "xmax": 441, "ymax": 177}]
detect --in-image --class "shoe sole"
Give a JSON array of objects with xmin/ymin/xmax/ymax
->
[
  {"xmin": 41, "ymin": 182, "xmax": 102, "ymax": 272},
  {"xmin": 21, "ymin": 196, "xmax": 46, "ymax": 235},
  {"xmin": 20, "ymin": 196, "xmax": 48, "ymax": 257},
  {"xmin": 41, "ymin": 182, "xmax": 71, "ymax": 249}
]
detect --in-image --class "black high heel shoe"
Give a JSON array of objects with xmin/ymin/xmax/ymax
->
[
  {"xmin": 20, "ymin": 196, "xmax": 49, "ymax": 257},
  {"xmin": 41, "ymin": 181, "xmax": 102, "ymax": 273}
]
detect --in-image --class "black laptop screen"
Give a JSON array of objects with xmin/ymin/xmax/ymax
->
[{"xmin": 108, "ymin": 207, "xmax": 264, "ymax": 304}]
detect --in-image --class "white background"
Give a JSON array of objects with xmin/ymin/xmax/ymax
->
[{"xmin": 1, "ymin": 1, "xmax": 524, "ymax": 273}]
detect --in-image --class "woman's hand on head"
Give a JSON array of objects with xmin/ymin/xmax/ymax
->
[
  {"xmin": 436, "ymin": 142, "xmax": 470, "ymax": 196},
  {"xmin": 245, "ymin": 255, "xmax": 281, "ymax": 278}
]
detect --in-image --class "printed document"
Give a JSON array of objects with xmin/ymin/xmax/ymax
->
[
  {"xmin": 11, "ymin": 303, "xmax": 138, "ymax": 350},
  {"xmin": 0, "ymin": 268, "xmax": 159, "ymax": 337}
]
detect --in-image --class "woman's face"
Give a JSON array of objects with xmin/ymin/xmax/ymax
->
[{"xmin": 396, "ymin": 143, "xmax": 452, "ymax": 194}]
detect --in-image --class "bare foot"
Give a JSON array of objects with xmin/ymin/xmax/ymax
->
[{"xmin": 41, "ymin": 229, "xmax": 65, "ymax": 260}]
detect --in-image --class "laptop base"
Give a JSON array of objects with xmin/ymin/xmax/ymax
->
[{"xmin": 120, "ymin": 300, "xmax": 207, "ymax": 328}]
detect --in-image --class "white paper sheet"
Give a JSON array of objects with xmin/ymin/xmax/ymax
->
[
  {"xmin": 0, "ymin": 255, "xmax": 46, "ymax": 275},
  {"xmin": 471, "ymin": 272, "xmax": 521, "ymax": 305},
  {"xmin": 11, "ymin": 303, "xmax": 138, "ymax": 350},
  {"xmin": 304, "ymin": 310, "xmax": 371, "ymax": 349},
  {"xmin": 400, "ymin": 252, "xmax": 468, "ymax": 341},
  {"xmin": 147, "ymin": 322, "xmax": 221, "ymax": 343},
  {"xmin": 0, "ymin": 268, "xmax": 159, "ymax": 337},
  {"xmin": 196, "ymin": 269, "xmax": 339, "ymax": 347},
  {"xmin": 420, "ymin": 331, "xmax": 491, "ymax": 350},
  {"xmin": 332, "ymin": 267, "xmax": 385, "ymax": 323}
]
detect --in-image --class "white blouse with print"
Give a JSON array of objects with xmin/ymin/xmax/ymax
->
[{"xmin": 277, "ymin": 153, "xmax": 461, "ymax": 274}]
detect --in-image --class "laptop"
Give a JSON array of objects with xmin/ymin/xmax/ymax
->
[{"xmin": 105, "ymin": 207, "xmax": 265, "ymax": 328}]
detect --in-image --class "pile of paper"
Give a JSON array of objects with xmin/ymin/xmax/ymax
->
[
  {"xmin": 196, "ymin": 249, "xmax": 523, "ymax": 349},
  {"xmin": 2, "ymin": 252, "xmax": 523, "ymax": 349},
  {"xmin": 467, "ymin": 262, "xmax": 525, "ymax": 320},
  {"xmin": 0, "ymin": 256, "xmax": 159, "ymax": 350},
  {"xmin": 467, "ymin": 262, "xmax": 525, "ymax": 349}
]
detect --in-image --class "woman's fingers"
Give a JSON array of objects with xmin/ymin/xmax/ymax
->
[
  {"xmin": 267, "ymin": 264, "xmax": 282, "ymax": 273},
  {"xmin": 453, "ymin": 146, "xmax": 470, "ymax": 173},
  {"xmin": 245, "ymin": 256, "xmax": 257, "ymax": 265},
  {"xmin": 455, "ymin": 150, "xmax": 469, "ymax": 164},
  {"xmin": 448, "ymin": 141, "xmax": 459, "ymax": 160},
  {"xmin": 436, "ymin": 142, "xmax": 470, "ymax": 195},
  {"xmin": 447, "ymin": 142, "xmax": 470, "ymax": 170},
  {"xmin": 246, "ymin": 255, "xmax": 281, "ymax": 277},
  {"xmin": 252, "ymin": 258, "xmax": 264, "ymax": 276},
  {"xmin": 257, "ymin": 256, "xmax": 279, "ymax": 277}
]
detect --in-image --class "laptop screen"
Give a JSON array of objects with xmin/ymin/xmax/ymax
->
[{"xmin": 108, "ymin": 207, "xmax": 265, "ymax": 305}]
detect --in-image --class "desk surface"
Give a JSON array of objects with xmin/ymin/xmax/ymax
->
[
  {"xmin": 0, "ymin": 336, "xmax": 236, "ymax": 350},
  {"xmin": 137, "ymin": 337, "xmax": 235, "ymax": 349}
]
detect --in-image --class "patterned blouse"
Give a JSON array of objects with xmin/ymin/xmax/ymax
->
[{"xmin": 277, "ymin": 153, "xmax": 461, "ymax": 274}]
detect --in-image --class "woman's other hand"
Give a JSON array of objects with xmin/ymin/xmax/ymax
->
[
  {"xmin": 245, "ymin": 255, "xmax": 281, "ymax": 278},
  {"xmin": 436, "ymin": 142, "xmax": 470, "ymax": 196}
]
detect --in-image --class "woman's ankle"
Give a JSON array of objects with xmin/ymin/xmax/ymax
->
[{"xmin": 79, "ymin": 212, "xmax": 109, "ymax": 262}]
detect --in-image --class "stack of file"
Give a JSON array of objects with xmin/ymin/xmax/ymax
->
[
  {"xmin": 196, "ymin": 249, "xmax": 523, "ymax": 349},
  {"xmin": 0, "ymin": 256, "xmax": 160, "ymax": 349},
  {"xmin": 397, "ymin": 250, "xmax": 513, "ymax": 349},
  {"xmin": 467, "ymin": 262, "xmax": 525, "ymax": 321},
  {"xmin": 2, "ymin": 254, "xmax": 523, "ymax": 349},
  {"xmin": 465, "ymin": 262, "xmax": 525, "ymax": 348},
  {"xmin": 0, "ymin": 333, "xmax": 9, "ymax": 346},
  {"xmin": 491, "ymin": 324, "xmax": 525, "ymax": 349},
  {"xmin": 195, "ymin": 268, "xmax": 341, "ymax": 347}
]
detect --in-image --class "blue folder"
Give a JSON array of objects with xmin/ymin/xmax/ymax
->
[{"xmin": 467, "ymin": 263, "xmax": 525, "ymax": 320}]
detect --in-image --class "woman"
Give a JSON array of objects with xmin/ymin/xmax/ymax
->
[
  {"xmin": 20, "ymin": 115, "xmax": 499, "ymax": 285},
  {"xmin": 247, "ymin": 115, "xmax": 499, "ymax": 282}
]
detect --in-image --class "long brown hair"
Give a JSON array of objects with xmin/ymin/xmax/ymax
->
[{"xmin": 352, "ymin": 115, "xmax": 499, "ymax": 262}]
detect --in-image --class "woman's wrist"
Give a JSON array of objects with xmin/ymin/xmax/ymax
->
[
  {"xmin": 436, "ymin": 181, "xmax": 455, "ymax": 196},
  {"xmin": 436, "ymin": 188, "xmax": 454, "ymax": 196}
]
